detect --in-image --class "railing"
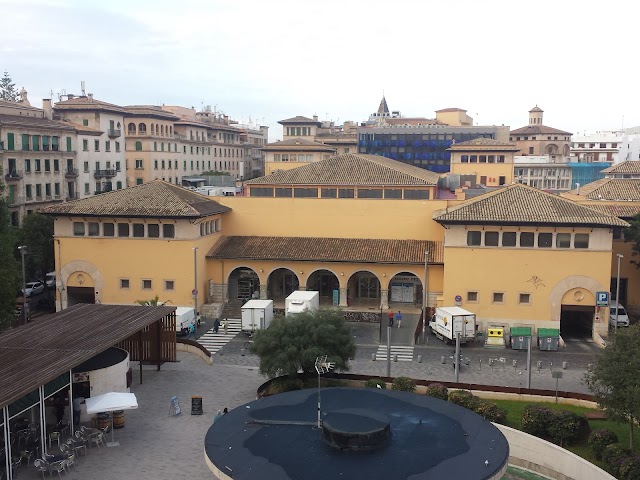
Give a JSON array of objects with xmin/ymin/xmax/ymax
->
[
  {"xmin": 4, "ymin": 170, "xmax": 23, "ymax": 181},
  {"xmin": 7, "ymin": 195, "xmax": 24, "ymax": 206},
  {"xmin": 66, "ymin": 192, "xmax": 79, "ymax": 201},
  {"xmin": 65, "ymin": 168, "xmax": 78, "ymax": 177},
  {"xmin": 94, "ymin": 169, "xmax": 117, "ymax": 178},
  {"xmin": 108, "ymin": 129, "xmax": 121, "ymax": 137}
]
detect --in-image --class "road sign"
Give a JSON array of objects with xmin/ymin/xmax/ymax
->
[
  {"xmin": 552, "ymin": 371, "xmax": 563, "ymax": 379},
  {"xmin": 192, "ymin": 289, "xmax": 198, "ymax": 296},
  {"xmin": 455, "ymin": 295, "xmax": 462, "ymax": 302},
  {"xmin": 596, "ymin": 292, "xmax": 609, "ymax": 307}
]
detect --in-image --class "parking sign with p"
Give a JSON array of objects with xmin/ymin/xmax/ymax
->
[{"xmin": 596, "ymin": 292, "xmax": 609, "ymax": 307}]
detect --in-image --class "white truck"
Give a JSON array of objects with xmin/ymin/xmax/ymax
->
[
  {"xmin": 429, "ymin": 306, "xmax": 476, "ymax": 344},
  {"xmin": 241, "ymin": 299, "xmax": 274, "ymax": 334},
  {"xmin": 285, "ymin": 291, "xmax": 319, "ymax": 316},
  {"xmin": 174, "ymin": 307, "xmax": 197, "ymax": 336}
]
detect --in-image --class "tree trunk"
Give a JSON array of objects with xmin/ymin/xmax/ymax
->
[{"xmin": 630, "ymin": 417, "xmax": 635, "ymax": 451}]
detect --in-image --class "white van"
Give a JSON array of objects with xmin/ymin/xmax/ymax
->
[
  {"xmin": 609, "ymin": 301, "xmax": 630, "ymax": 328},
  {"xmin": 45, "ymin": 272, "xmax": 56, "ymax": 288},
  {"xmin": 175, "ymin": 307, "xmax": 197, "ymax": 336}
]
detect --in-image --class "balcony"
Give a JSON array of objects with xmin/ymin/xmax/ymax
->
[
  {"xmin": 66, "ymin": 191, "xmax": 79, "ymax": 201},
  {"xmin": 94, "ymin": 168, "xmax": 117, "ymax": 178},
  {"xmin": 7, "ymin": 195, "xmax": 24, "ymax": 206},
  {"xmin": 4, "ymin": 170, "xmax": 23, "ymax": 181},
  {"xmin": 108, "ymin": 129, "xmax": 121, "ymax": 138},
  {"xmin": 65, "ymin": 168, "xmax": 79, "ymax": 178}
]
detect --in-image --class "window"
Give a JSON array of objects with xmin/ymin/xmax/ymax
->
[
  {"xmin": 556, "ymin": 233, "xmax": 571, "ymax": 248},
  {"xmin": 44, "ymin": 159, "xmax": 50, "ymax": 172},
  {"xmin": 250, "ymin": 187, "xmax": 274, "ymax": 197},
  {"xmin": 148, "ymin": 224, "xmax": 160, "ymax": 238},
  {"xmin": 528, "ymin": 147, "xmax": 534, "ymax": 155},
  {"xmin": 162, "ymin": 224, "xmax": 175, "ymax": 238},
  {"xmin": 25, "ymin": 185, "xmax": 32, "ymax": 198},
  {"xmin": 492, "ymin": 292, "xmax": 504, "ymax": 303},
  {"xmin": 35, "ymin": 159, "xmax": 41, "ymax": 172},
  {"xmin": 103, "ymin": 223, "xmax": 115, "ymax": 236},
  {"xmin": 116, "ymin": 181, "xmax": 122, "ymax": 189},
  {"xmin": 120, "ymin": 279, "xmax": 130, "ymax": 289},
  {"xmin": 24, "ymin": 159, "xmax": 31, "ymax": 172},
  {"xmin": 105, "ymin": 140, "xmax": 110, "ymax": 152},
  {"xmin": 142, "ymin": 279, "xmax": 152, "ymax": 290},
  {"xmin": 73, "ymin": 222, "xmax": 85, "ymax": 236},
  {"xmin": 88, "ymin": 222, "xmax": 99, "ymax": 236},
  {"xmin": 135, "ymin": 160, "xmax": 143, "ymax": 169},
  {"xmin": 520, "ymin": 232, "xmax": 534, "ymax": 247},
  {"xmin": 467, "ymin": 291, "xmax": 478, "ymax": 302},
  {"xmin": 82, "ymin": 119, "xmax": 89, "ymax": 126},
  {"xmin": 83, "ymin": 139, "xmax": 88, "ymax": 151},
  {"xmin": 404, "ymin": 190, "xmax": 429, "ymax": 200},
  {"xmin": 294, "ymin": 188, "xmax": 318, "ymax": 198},
  {"xmin": 338, "ymin": 188, "xmax": 355, "ymax": 198},
  {"xmin": 538, "ymin": 233, "xmax": 552, "ymax": 248},
  {"xmin": 94, "ymin": 140, "xmax": 99, "ymax": 151},
  {"xmin": 135, "ymin": 141, "xmax": 142, "ymax": 151},
  {"xmin": 275, "ymin": 188, "xmax": 293, "ymax": 197},
  {"xmin": 136, "ymin": 178, "xmax": 143, "ymax": 185},
  {"xmin": 461, "ymin": 155, "xmax": 469, "ymax": 163},
  {"xmin": 574, "ymin": 233, "xmax": 589, "ymax": 249},
  {"xmin": 384, "ymin": 189, "xmax": 402, "ymax": 199},
  {"xmin": 54, "ymin": 183, "xmax": 60, "ymax": 195},
  {"xmin": 7, "ymin": 132, "xmax": 14, "ymax": 150},
  {"xmin": 115, "ymin": 141, "xmax": 120, "ymax": 152},
  {"xmin": 497, "ymin": 155, "xmax": 505, "ymax": 163},
  {"xmin": 115, "ymin": 161, "xmax": 121, "ymax": 171},
  {"xmin": 95, "ymin": 161, "xmax": 100, "ymax": 171},
  {"xmin": 467, "ymin": 231, "xmax": 481, "ymax": 246},
  {"xmin": 321, "ymin": 188, "xmax": 337, "ymax": 198},
  {"xmin": 35, "ymin": 184, "xmax": 42, "ymax": 197},
  {"xmin": 358, "ymin": 189, "xmax": 383, "ymax": 199},
  {"xmin": 519, "ymin": 293, "xmax": 531, "ymax": 304},
  {"xmin": 154, "ymin": 160, "xmax": 158, "ymax": 170},
  {"xmin": 45, "ymin": 183, "xmax": 51, "ymax": 197},
  {"xmin": 84, "ymin": 183, "xmax": 90, "ymax": 194},
  {"xmin": 502, "ymin": 232, "xmax": 516, "ymax": 247},
  {"xmin": 164, "ymin": 280, "xmax": 175, "ymax": 291},
  {"xmin": 133, "ymin": 224, "xmax": 145, "ymax": 237},
  {"xmin": 53, "ymin": 159, "xmax": 59, "ymax": 172},
  {"xmin": 469, "ymin": 155, "xmax": 477, "ymax": 163},
  {"xmin": 118, "ymin": 223, "xmax": 130, "ymax": 237},
  {"xmin": 485, "ymin": 232, "xmax": 499, "ymax": 246},
  {"xmin": 479, "ymin": 155, "xmax": 487, "ymax": 163}
]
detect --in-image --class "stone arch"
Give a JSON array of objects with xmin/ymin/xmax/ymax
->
[
  {"xmin": 227, "ymin": 266, "xmax": 261, "ymax": 302},
  {"xmin": 267, "ymin": 267, "xmax": 300, "ymax": 300},
  {"xmin": 545, "ymin": 143, "xmax": 559, "ymax": 155},
  {"xmin": 386, "ymin": 270, "xmax": 424, "ymax": 308},
  {"xmin": 127, "ymin": 122, "xmax": 136, "ymax": 134},
  {"xmin": 138, "ymin": 123, "xmax": 147, "ymax": 134},
  {"xmin": 60, "ymin": 260, "xmax": 104, "ymax": 309},
  {"xmin": 346, "ymin": 270, "xmax": 381, "ymax": 308},
  {"xmin": 306, "ymin": 268, "xmax": 341, "ymax": 304}
]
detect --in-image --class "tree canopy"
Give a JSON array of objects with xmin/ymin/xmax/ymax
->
[
  {"xmin": 0, "ymin": 199, "xmax": 20, "ymax": 330},
  {"xmin": 0, "ymin": 71, "xmax": 18, "ymax": 102},
  {"xmin": 15, "ymin": 213, "xmax": 54, "ymax": 281},
  {"xmin": 251, "ymin": 309, "xmax": 356, "ymax": 378},
  {"xmin": 624, "ymin": 213, "xmax": 640, "ymax": 268},
  {"xmin": 585, "ymin": 325, "xmax": 640, "ymax": 449}
]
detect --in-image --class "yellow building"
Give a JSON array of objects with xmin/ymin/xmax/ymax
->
[
  {"xmin": 447, "ymin": 138, "xmax": 518, "ymax": 187},
  {"xmin": 262, "ymin": 138, "xmax": 336, "ymax": 175},
  {"xmin": 509, "ymin": 107, "xmax": 572, "ymax": 158},
  {"xmin": 44, "ymin": 153, "xmax": 627, "ymax": 341}
]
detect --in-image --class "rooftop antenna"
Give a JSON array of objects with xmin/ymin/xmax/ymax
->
[{"xmin": 80, "ymin": 81, "xmax": 85, "ymax": 96}]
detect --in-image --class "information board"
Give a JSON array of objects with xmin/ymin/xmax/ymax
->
[{"xmin": 191, "ymin": 396, "xmax": 203, "ymax": 415}]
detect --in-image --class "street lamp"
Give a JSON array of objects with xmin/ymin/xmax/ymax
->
[
  {"xmin": 615, "ymin": 254, "xmax": 623, "ymax": 333},
  {"xmin": 315, "ymin": 355, "xmax": 333, "ymax": 428},
  {"xmin": 18, "ymin": 245, "xmax": 27, "ymax": 325}
]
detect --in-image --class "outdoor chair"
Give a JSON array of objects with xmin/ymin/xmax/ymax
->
[
  {"xmin": 33, "ymin": 458, "xmax": 49, "ymax": 479},
  {"xmin": 64, "ymin": 452, "xmax": 77, "ymax": 470},
  {"xmin": 67, "ymin": 437, "xmax": 86, "ymax": 456},
  {"xmin": 49, "ymin": 460, "xmax": 66, "ymax": 478},
  {"xmin": 101, "ymin": 423, "xmax": 110, "ymax": 436},
  {"xmin": 19, "ymin": 448, "xmax": 34, "ymax": 466},
  {"xmin": 90, "ymin": 432, "xmax": 104, "ymax": 449},
  {"xmin": 48, "ymin": 430, "xmax": 61, "ymax": 448}
]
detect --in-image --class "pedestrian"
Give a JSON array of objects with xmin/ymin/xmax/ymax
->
[
  {"xmin": 187, "ymin": 323, "xmax": 196, "ymax": 340},
  {"xmin": 223, "ymin": 319, "xmax": 228, "ymax": 335},
  {"xmin": 395, "ymin": 310, "xmax": 403, "ymax": 328},
  {"xmin": 72, "ymin": 395, "xmax": 85, "ymax": 426},
  {"xmin": 223, "ymin": 407, "xmax": 228, "ymax": 414},
  {"xmin": 213, "ymin": 317, "xmax": 220, "ymax": 333},
  {"xmin": 213, "ymin": 409, "xmax": 222, "ymax": 423},
  {"xmin": 387, "ymin": 310, "xmax": 394, "ymax": 327}
]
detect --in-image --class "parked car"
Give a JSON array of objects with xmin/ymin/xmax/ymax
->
[
  {"xmin": 23, "ymin": 281, "xmax": 44, "ymax": 297},
  {"xmin": 609, "ymin": 301, "xmax": 630, "ymax": 328},
  {"xmin": 45, "ymin": 272, "xmax": 56, "ymax": 288}
]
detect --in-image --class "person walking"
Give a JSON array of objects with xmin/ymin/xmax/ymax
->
[
  {"xmin": 213, "ymin": 317, "xmax": 220, "ymax": 334},
  {"xmin": 387, "ymin": 310, "xmax": 394, "ymax": 327},
  {"xmin": 395, "ymin": 311, "xmax": 403, "ymax": 328},
  {"xmin": 223, "ymin": 319, "xmax": 228, "ymax": 335},
  {"xmin": 187, "ymin": 323, "xmax": 196, "ymax": 340},
  {"xmin": 213, "ymin": 410, "xmax": 222, "ymax": 423},
  {"xmin": 72, "ymin": 395, "xmax": 85, "ymax": 427}
]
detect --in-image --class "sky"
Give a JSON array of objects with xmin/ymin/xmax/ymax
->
[{"xmin": 0, "ymin": 0, "xmax": 638, "ymax": 141}]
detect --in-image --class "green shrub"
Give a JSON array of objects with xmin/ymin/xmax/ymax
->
[
  {"xmin": 546, "ymin": 410, "xmax": 583, "ymax": 446},
  {"xmin": 603, "ymin": 443, "xmax": 631, "ymax": 477},
  {"xmin": 473, "ymin": 399, "xmax": 507, "ymax": 424},
  {"xmin": 575, "ymin": 414, "xmax": 592, "ymax": 444},
  {"xmin": 588, "ymin": 429, "xmax": 619, "ymax": 460},
  {"xmin": 391, "ymin": 377, "xmax": 416, "ymax": 392},
  {"xmin": 267, "ymin": 377, "xmax": 303, "ymax": 394},
  {"xmin": 521, "ymin": 404, "xmax": 552, "ymax": 438},
  {"xmin": 448, "ymin": 390, "xmax": 479, "ymax": 410},
  {"xmin": 620, "ymin": 455, "xmax": 640, "ymax": 480},
  {"xmin": 364, "ymin": 379, "xmax": 387, "ymax": 389},
  {"xmin": 323, "ymin": 378, "xmax": 347, "ymax": 388},
  {"xmin": 425, "ymin": 383, "xmax": 448, "ymax": 401}
]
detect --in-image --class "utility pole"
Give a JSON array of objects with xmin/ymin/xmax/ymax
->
[{"xmin": 18, "ymin": 246, "xmax": 27, "ymax": 325}]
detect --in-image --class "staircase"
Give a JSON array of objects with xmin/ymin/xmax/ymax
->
[{"xmin": 220, "ymin": 299, "xmax": 244, "ymax": 321}]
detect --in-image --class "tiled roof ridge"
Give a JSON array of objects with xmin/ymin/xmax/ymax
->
[
  {"xmin": 601, "ymin": 161, "xmax": 640, "ymax": 174},
  {"xmin": 510, "ymin": 124, "xmax": 572, "ymax": 135}
]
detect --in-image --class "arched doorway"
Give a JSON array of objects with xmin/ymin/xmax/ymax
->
[
  {"xmin": 268, "ymin": 268, "xmax": 299, "ymax": 301},
  {"xmin": 347, "ymin": 271, "xmax": 380, "ymax": 308},
  {"xmin": 560, "ymin": 287, "xmax": 595, "ymax": 341},
  {"xmin": 388, "ymin": 272, "xmax": 423, "ymax": 306},
  {"xmin": 228, "ymin": 267, "xmax": 260, "ymax": 302},
  {"xmin": 66, "ymin": 271, "xmax": 95, "ymax": 306},
  {"xmin": 307, "ymin": 269, "xmax": 340, "ymax": 306}
]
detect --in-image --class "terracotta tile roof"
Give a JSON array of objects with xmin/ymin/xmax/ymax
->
[
  {"xmin": 0, "ymin": 114, "xmax": 76, "ymax": 131},
  {"xmin": 124, "ymin": 106, "xmax": 180, "ymax": 120},
  {"xmin": 584, "ymin": 203, "xmax": 640, "ymax": 219},
  {"xmin": 433, "ymin": 183, "xmax": 628, "ymax": 227},
  {"xmin": 448, "ymin": 138, "xmax": 519, "ymax": 151},
  {"xmin": 62, "ymin": 120, "xmax": 103, "ymax": 136},
  {"xmin": 435, "ymin": 108, "xmax": 467, "ymax": 113},
  {"xmin": 510, "ymin": 124, "xmax": 572, "ymax": 136},
  {"xmin": 278, "ymin": 116, "xmax": 321, "ymax": 125},
  {"xmin": 601, "ymin": 161, "xmax": 640, "ymax": 174},
  {"xmin": 41, "ymin": 180, "xmax": 230, "ymax": 218},
  {"xmin": 0, "ymin": 99, "xmax": 43, "ymax": 112},
  {"xmin": 207, "ymin": 236, "xmax": 443, "ymax": 264},
  {"xmin": 246, "ymin": 153, "xmax": 440, "ymax": 186},
  {"xmin": 54, "ymin": 96, "xmax": 126, "ymax": 114},
  {"xmin": 529, "ymin": 106, "xmax": 543, "ymax": 113},
  {"xmin": 262, "ymin": 138, "xmax": 336, "ymax": 152},
  {"xmin": 568, "ymin": 178, "xmax": 640, "ymax": 201}
]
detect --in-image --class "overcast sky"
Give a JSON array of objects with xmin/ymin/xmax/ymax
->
[{"xmin": 0, "ymin": 0, "xmax": 637, "ymax": 140}]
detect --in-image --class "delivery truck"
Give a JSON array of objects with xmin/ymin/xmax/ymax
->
[
  {"xmin": 429, "ymin": 306, "xmax": 476, "ymax": 344},
  {"xmin": 241, "ymin": 299, "xmax": 274, "ymax": 334},
  {"xmin": 175, "ymin": 307, "xmax": 197, "ymax": 336},
  {"xmin": 285, "ymin": 291, "xmax": 320, "ymax": 316}
]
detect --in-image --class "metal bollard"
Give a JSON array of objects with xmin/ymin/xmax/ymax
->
[
  {"xmin": 241, "ymin": 348, "xmax": 245, "ymax": 357},
  {"xmin": 418, "ymin": 354, "xmax": 423, "ymax": 363},
  {"xmin": 587, "ymin": 363, "xmax": 593, "ymax": 372},
  {"xmin": 371, "ymin": 353, "xmax": 376, "ymax": 361},
  {"xmin": 513, "ymin": 360, "xmax": 517, "ymax": 370},
  {"xmin": 394, "ymin": 354, "xmax": 398, "ymax": 363},
  {"xmin": 537, "ymin": 361, "xmax": 542, "ymax": 371},
  {"xmin": 479, "ymin": 359, "xmax": 482, "ymax": 371},
  {"xmin": 562, "ymin": 361, "xmax": 568, "ymax": 370},
  {"xmin": 441, "ymin": 355, "xmax": 446, "ymax": 364}
]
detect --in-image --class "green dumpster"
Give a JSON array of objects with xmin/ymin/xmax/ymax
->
[
  {"xmin": 510, "ymin": 327, "xmax": 532, "ymax": 350},
  {"xmin": 538, "ymin": 328, "xmax": 560, "ymax": 351}
]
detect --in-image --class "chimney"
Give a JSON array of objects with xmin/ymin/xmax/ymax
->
[
  {"xmin": 42, "ymin": 99, "xmax": 53, "ymax": 119},
  {"xmin": 87, "ymin": 93, "xmax": 93, "ymax": 100},
  {"xmin": 68, "ymin": 94, "xmax": 74, "ymax": 99},
  {"xmin": 313, "ymin": 115, "xmax": 318, "ymax": 122},
  {"xmin": 576, "ymin": 183, "xmax": 580, "ymax": 195}
]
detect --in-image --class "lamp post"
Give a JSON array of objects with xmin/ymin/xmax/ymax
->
[
  {"xmin": 315, "ymin": 356, "xmax": 332, "ymax": 428},
  {"xmin": 193, "ymin": 247, "xmax": 199, "ymax": 326},
  {"xmin": 615, "ymin": 254, "xmax": 623, "ymax": 333},
  {"xmin": 18, "ymin": 245, "xmax": 27, "ymax": 325}
]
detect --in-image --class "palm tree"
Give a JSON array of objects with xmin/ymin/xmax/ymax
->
[{"xmin": 136, "ymin": 295, "xmax": 162, "ymax": 306}]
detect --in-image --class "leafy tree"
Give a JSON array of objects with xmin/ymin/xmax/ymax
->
[
  {"xmin": 0, "ymin": 71, "xmax": 17, "ymax": 102},
  {"xmin": 0, "ymin": 199, "xmax": 20, "ymax": 330},
  {"xmin": 585, "ymin": 325, "xmax": 640, "ymax": 449},
  {"xmin": 251, "ymin": 308, "xmax": 356, "ymax": 378},
  {"xmin": 391, "ymin": 377, "xmax": 416, "ymax": 392},
  {"xmin": 15, "ymin": 213, "xmax": 54, "ymax": 281}
]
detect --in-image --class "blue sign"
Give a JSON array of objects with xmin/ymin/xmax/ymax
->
[
  {"xmin": 596, "ymin": 292, "xmax": 609, "ymax": 307},
  {"xmin": 455, "ymin": 295, "xmax": 462, "ymax": 302},
  {"xmin": 332, "ymin": 289, "xmax": 339, "ymax": 306}
]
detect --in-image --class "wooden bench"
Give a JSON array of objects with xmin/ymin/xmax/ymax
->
[{"xmin": 585, "ymin": 411, "xmax": 607, "ymax": 420}]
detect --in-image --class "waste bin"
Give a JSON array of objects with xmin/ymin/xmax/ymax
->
[
  {"xmin": 510, "ymin": 327, "xmax": 532, "ymax": 350},
  {"xmin": 538, "ymin": 328, "xmax": 560, "ymax": 351}
]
